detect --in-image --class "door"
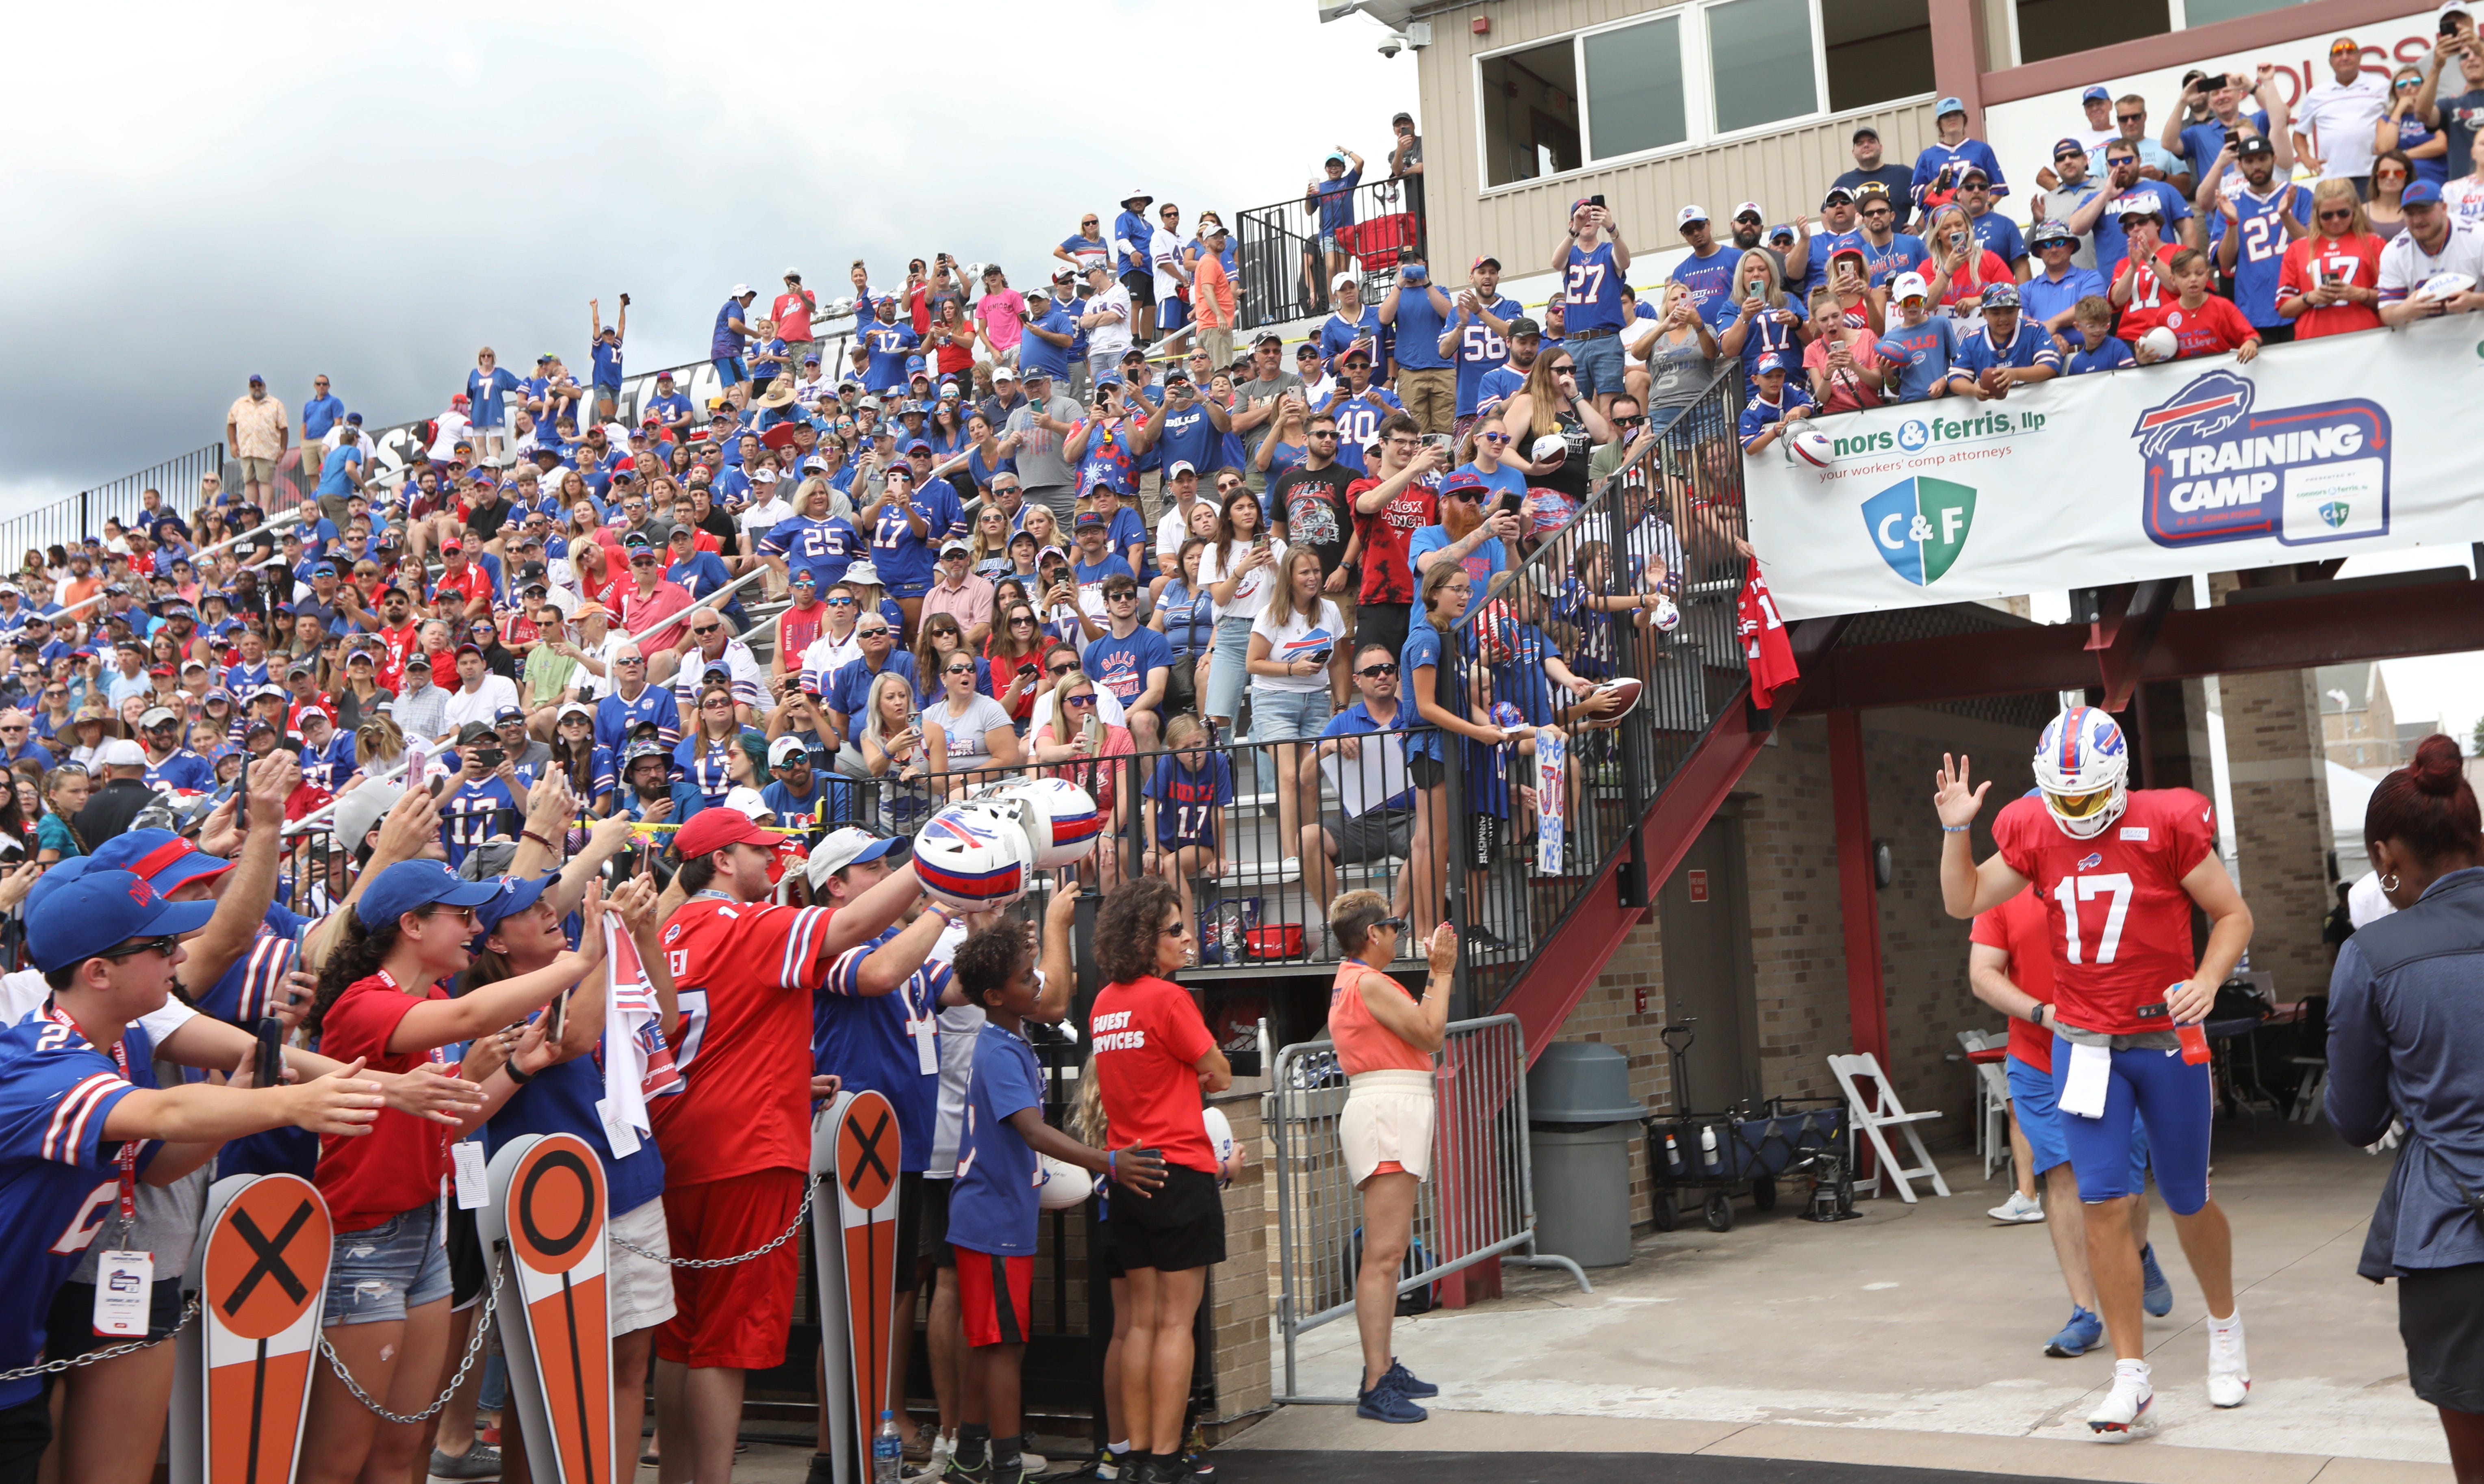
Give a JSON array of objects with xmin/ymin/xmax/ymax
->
[{"xmin": 1656, "ymin": 812, "xmax": 1759, "ymax": 1116}]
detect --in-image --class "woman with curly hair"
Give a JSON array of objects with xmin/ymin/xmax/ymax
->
[
  {"xmin": 1087, "ymin": 879, "xmax": 1231, "ymax": 1484},
  {"xmin": 297, "ymin": 863, "xmax": 607, "ymax": 1484}
]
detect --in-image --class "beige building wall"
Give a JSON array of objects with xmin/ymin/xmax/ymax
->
[{"xmin": 1409, "ymin": 2, "xmax": 1938, "ymax": 286}]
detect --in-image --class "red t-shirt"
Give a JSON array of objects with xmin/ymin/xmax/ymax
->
[
  {"xmin": 2150, "ymin": 293, "xmax": 2260, "ymax": 359},
  {"xmin": 1969, "ymin": 888, "xmax": 2059, "ymax": 1072},
  {"xmin": 2110, "ymin": 245, "xmax": 2182, "ymax": 320},
  {"xmin": 312, "ymin": 971, "xmax": 457, "ymax": 1232},
  {"xmin": 1350, "ymin": 477, "xmax": 1438, "ymax": 606},
  {"xmin": 2277, "ymin": 234, "xmax": 2385, "ymax": 340},
  {"xmin": 773, "ymin": 289, "xmax": 817, "ymax": 344},
  {"xmin": 433, "ymin": 563, "xmax": 494, "ymax": 615},
  {"xmin": 1089, "ymin": 975, "xmax": 1218, "ymax": 1174},
  {"xmin": 1990, "ymin": 788, "xmax": 2216, "ymax": 1037},
  {"xmin": 780, "ymin": 600, "xmax": 825, "ymax": 667},
  {"xmin": 648, "ymin": 896, "xmax": 837, "ymax": 1186}
]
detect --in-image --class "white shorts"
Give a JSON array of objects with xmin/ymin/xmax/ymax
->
[
  {"xmin": 1338, "ymin": 1070, "xmax": 1436, "ymax": 1187},
  {"xmin": 609, "ymin": 1195, "xmax": 679, "ymax": 1336}
]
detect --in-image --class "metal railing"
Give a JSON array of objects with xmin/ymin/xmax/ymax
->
[
  {"xmin": 1438, "ymin": 368, "xmax": 1754, "ymax": 1017},
  {"xmin": 0, "ymin": 443, "xmax": 226, "ymax": 565},
  {"xmin": 1236, "ymin": 173, "xmax": 1425, "ymax": 330},
  {"xmin": 1268, "ymin": 1013, "xmax": 1586, "ymax": 1404}
]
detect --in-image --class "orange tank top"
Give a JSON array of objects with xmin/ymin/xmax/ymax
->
[{"xmin": 1328, "ymin": 959, "xmax": 1432, "ymax": 1074}]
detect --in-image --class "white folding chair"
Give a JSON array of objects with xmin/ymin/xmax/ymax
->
[
  {"xmin": 2290, "ymin": 1057, "xmax": 2328, "ymax": 1124},
  {"xmin": 1828, "ymin": 1052, "xmax": 1951, "ymax": 1203},
  {"xmin": 1956, "ymin": 1030, "xmax": 2013, "ymax": 1183}
]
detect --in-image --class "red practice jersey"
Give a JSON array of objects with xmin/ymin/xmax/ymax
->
[
  {"xmin": 1969, "ymin": 887, "xmax": 2059, "ymax": 1073},
  {"xmin": 649, "ymin": 895, "xmax": 837, "ymax": 1186},
  {"xmin": 1990, "ymin": 787, "xmax": 2217, "ymax": 1037}
]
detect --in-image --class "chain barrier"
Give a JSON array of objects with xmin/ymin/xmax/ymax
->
[
  {"xmin": 612, "ymin": 1175, "xmax": 820, "ymax": 1269},
  {"xmin": 320, "ymin": 1262, "xmax": 501, "ymax": 1425},
  {"xmin": 0, "ymin": 1295, "xmax": 202, "ymax": 1382}
]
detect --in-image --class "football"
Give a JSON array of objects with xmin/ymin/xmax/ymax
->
[
  {"xmin": 1789, "ymin": 426, "xmax": 1834, "ymax": 469},
  {"xmin": 1529, "ymin": 434, "xmax": 1569, "ymax": 471},
  {"xmin": 2137, "ymin": 326, "xmax": 2178, "ymax": 363},
  {"xmin": 1035, "ymin": 1153, "xmax": 1095, "ymax": 1210},
  {"xmin": 1203, "ymin": 1106, "xmax": 1242, "ymax": 1187},
  {"xmin": 1592, "ymin": 675, "xmax": 1645, "ymax": 723},
  {"xmin": 2418, "ymin": 271, "xmax": 2477, "ymax": 302}
]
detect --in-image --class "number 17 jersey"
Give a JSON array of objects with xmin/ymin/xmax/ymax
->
[{"xmin": 1991, "ymin": 787, "xmax": 2217, "ymax": 1037}]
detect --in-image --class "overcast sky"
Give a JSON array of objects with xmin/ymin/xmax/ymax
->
[{"xmin": 0, "ymin": 2, "xmax": 1408, "ymax": 511}]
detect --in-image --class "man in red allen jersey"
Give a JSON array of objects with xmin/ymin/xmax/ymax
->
[
  {"xmin": 1937, "ymin": 706, "xmax": 2255, "ymax": 1438},
  {"xmin": 648, "ymin": 809, "xmax": 924, "ymax": 1484}
]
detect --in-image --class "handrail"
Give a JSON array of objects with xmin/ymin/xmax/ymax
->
[{"xmin": 1234, "ymin": 171, "xmax": 1427, "ymax": 330}]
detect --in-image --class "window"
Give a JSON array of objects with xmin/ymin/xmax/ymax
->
[
  {"xmin": 1475, "ymin": 2, "xmax": 1931, "ymax": 190},
  {"xmin": 1584, "ymin": 18, "xmax": 1688, "ymax": 160},
  {"xmin": 1479, "ymin": 39, "xmax": 1582, "ymax": 187},
  {"xmin": 2015, "ymin": 0, "xmax": 2167, "ymax": 65},
  {"xmin": 2181, "ymin": 0, "xmax": 2307, "ymax": 24},
  {"xmin": 1708, "ymin": 0, "xmax": 1818, "ymax": 134}
]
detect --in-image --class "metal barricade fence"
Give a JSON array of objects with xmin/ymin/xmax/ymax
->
[
  {"xmin": 0, "ymin": 443, "xmax": 227, "ymax": 565},
  {"xmin": 1235, "ymin": 174, "xmax": 1425, "ymax": 330},
  {"xmin": 1268, "ymin": 1013, "xmax": 1586, "ymax": 1405}
]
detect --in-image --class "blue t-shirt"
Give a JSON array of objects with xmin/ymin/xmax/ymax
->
[
  {"xmin": 1070, "ymin": 554, "xmax": 1139, "ymax": 612},
  {"xmin": 817, "ymin": 925, "xmax": 953, "ymax": 1172},
  {"xmin": 1451, "ymin": 296, "xmax": 1525, "ymax": 415},
  {"xmin": 2020, "ymin": 265, "xmax": 2108, "ymax": 328},
  {"xmin": 2091, "ymin": 178, "xmax": 2195, "ymax": 278},
  {"xmin": 2177, "ymin": 109, "xmax": 2270, "ymax": 187},
  {"xmin": 1406, "ymin": 524, "xmax": 1504, "ymax": 621},
  {"xmin": 1153, "ymin": 399, "xmax": 1221, "ymax": 477},
  {"xmin": 1873, "ymin": 317, "xmax": 1963, "ymax": 403},
  {"xmin": 1083, "ymin": 626, "xmax": 1174, "ymax": 708},
  {"xmin": 1562, "ymin": 240, "xmax": 1625, "ymax": 330},
  {"xmin": 1738, "ymin": 386, "xmax": 1818, "ymax": 449},
  {"xmin": 763, "ymin": 772, "xmax": 854, "ymax": 830},
  {"xmin": 828, "ymin": 652, "xmax": 919, "ymax": 722},
  {"xmin": 1399, "ymin": 618, "xmax": 1449, "ymax": 762},
  {"xmin": 1317, "ymin": 307, "xmax": 1388, "ymax": 376},
  {"xmin": 1311, "ymin": 168, "xmax": 1362, "ymax": 235},
  {"xmin": 1322, "ymin": 701, "xmax": 1414, "ymax": 811},
  {"xmin": 1948, "ymin": 321, "xmax": 2063, "ymax": 384},
  {"xmin": 711, "ymin": 298, "xmax": 749, "ymax": 360},
  {"xmin": 591, "ymin": 337, "xmax": 624, "ymax": 389},
  {"xmin": 646, "ymin": 391, "xmax": 692, "ymax": 429},
  {"xmin": 2209, "ymin": 182, "xmax": 2312, "ymax": 327},
  {"xmin": 1146, "ymin": 753, "xmax": 1233, "ymax": 848},
  {"xmin": 946, "ymin": 1025, "xmax": 1046, "ymax": 1255},
  {"xmin": 862, "ymin": 324, "xmax": 919, "ymax": 393},
  {"xmin": 315, "ymin": 443, "xmax": 362, "ymax": 498},
  {"xmin": 1859, "ymin": 233, "xmax": 1932, "ymax": 290},
  {"xmin": 1391, "ymin": 283, "xmax": 1454, "ymax": 370},
  {"xmin": 1156, "ymin": 579, "xmax": 1212, "ymax": 658},
  {"xmin": 2065, "ymin": 335, "xmax": 2137, "ymax": 375},
  {"xmin": 488, "ymin": 1052, "xmax": 665, "ymax": 1215},
  {"xmin": 666, "ymin": 551, "xmax": 736, "ymax": 604},
  {"xmin": 1449, "ymin": 459, "xmax": 1524, "ymax": 513},
  {"xmin": 761, "ymin": 513, "xmax": 859, "ymax": 591},
  {"xmin": 1801, "ymin": 228, "xmax": 1868, "ymax": 299},
  {"xmin": 302, "ymin": 394, "xmax": 345, "ymax": 440},
  {"xmin": 1019, "ymin": 307, "xmax": 1075, "ymax": 381},
  {"xmin": 1669, "ymin": 244, "xmax": 1741, "ymax": 329},
  {"xmin": 1968, "ymin": 210, "xmax": 2027, "ymax": 267},
  {"xmin": 1329, "ymin": 387, "xmax": 1406, "ymax": 475}
]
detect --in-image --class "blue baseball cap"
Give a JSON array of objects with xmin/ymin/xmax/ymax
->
[
  {"xmin": 1756, "ymin": 352, "xmax": 1794, "ymax": 375},
  {"xmin": 1439, "ymin": 471, "xmax": 1491, "ymax": 500},
  {"xmin": 90, "ymin": 829, "xmax": 237, "ymax": 896},
  {"xmin": 2404, "ymin": 179, "xmax": 2447, "ymax": 206},
  {"xmin": 28, "ymin": 868, "xmax": 218, "ymax": 974},
  {"xmin": 355, "ymin": 859, "xmax": 505, "ymax": 931},
  {"xmin": 1936, "ymin": 96, "xmax": 1966, "ymax": 117},
  {"xmin": 473, "ymin": 871, "xmax": 559, "ymax": 938},
  {"xmin": 2082, "ymin": 85, "xmax": 2111, "ymax": 103}
]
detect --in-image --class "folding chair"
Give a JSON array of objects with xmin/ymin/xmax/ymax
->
[
  {"xmin": 1955, "ymin": 1030, "xmax": 2013, "ymax": 1183},
  {"xmin": 1827, "ymin": 1052, "xmax": 1951, "ymax": 1203},
  {"xmin": 2289, "ymin": 1057, "xmax": 2328, "ymax": 1124}
]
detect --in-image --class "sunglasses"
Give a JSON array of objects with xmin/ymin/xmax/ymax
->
[
  {"xmin": 1308, "ymin": 430, "xmax": 1339, "ymax": 439},
  {"xmin": 857, "ymin": 627, "xmax": 892, "ymax": 638},
  {"xmin": 2318, "ymin": 208, "xmax": 2355, "ymax": 221},
  {"xmin": 1479, "ymin": 431, "xmax": 1510, "ymax": 443},
  {"xmin": 1356, "ymin": 663, "xmax": 1399, "ymax": 677},
  {"xmin": 1047, "ymin": 664, "xmax": 1076, "ymax": 678},
  {"xmin": 98, "ymin": 934, "xmax": 181, "ymax": 961},
  {"xmin": 823, "ymin": 596, "xmax": 857, "ymax": 607},
  {"xmin": 1550, "ymin": 365, "xmax": 1577, "ymax": 377},
  {"xmin": 2116, "ymin": 112, "xmax": 2144, "ymax": 123},
  {"xmin": 1443, "ymin": 488, "xmax": 1482, "ymax": 503},
  {"xmin": 425, "ymin": 906, "xmax": 478, "ymax": 929},
  {"xmin": 944, "ymin": 664, "xmax": 975, "ymax": 676},
  {"xmin": 701, "ymin": 696, "xmax": 733, "ymax": 709},
  {"xmin": 1372, "ymin": 917, "xmax": 1408, "ymax": 933}
]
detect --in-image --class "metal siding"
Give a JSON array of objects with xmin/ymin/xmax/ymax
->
[{"xmin": 1417, "ymin": 2, "xmax": 1932, "ymax": 284}]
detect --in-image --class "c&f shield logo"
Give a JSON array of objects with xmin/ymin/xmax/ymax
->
[
  {"xmin": 1861, "ymin": 477, "xmax": 1976, "ymax": 587},
  {"xmin": 2133, "ymin": 371, "xmax": 2391, "ymax": 548}
]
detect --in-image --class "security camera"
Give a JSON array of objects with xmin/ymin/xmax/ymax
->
[{"xmin": 1378, "ymin": 33, "xmax": 1406, "ymax": 58}]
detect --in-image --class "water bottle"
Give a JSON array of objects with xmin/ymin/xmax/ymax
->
[
  {"xmin": 1699, "ymin": 1124, "xmax": 1720, "ymax": 1172},
  {"xmin": 1663, "ymin": 1132, "xmax": 1684, "ymax": 1174},
  {"xmin": 2171, "ymin": 982, "xmax": 2212, "ymax": 1065},
  {"xmin": 873, "ymin": 1411, "xmax": 902, "ymax": 1484}
]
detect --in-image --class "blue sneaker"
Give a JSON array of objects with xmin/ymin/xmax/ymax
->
[
  {"xmin": 2140, "ymin": 1244, "xmax": 2173, "ymax": 1317},
  {"xmin": 2045, "ymin": 1305, "xmax": 2104, "ymax": 1357},
  {"xmin": 1384, "ymin": 1358, "xmax": 1439, "ymax": 1398},
  {"xmin": 1355, "ymin": 1373, "xmax": 1427, "ymax": 1423}
]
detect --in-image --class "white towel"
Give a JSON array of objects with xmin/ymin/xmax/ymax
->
[{"xmin": 598, "ymin": 915, "xmax": 679, "ymax": 1159}]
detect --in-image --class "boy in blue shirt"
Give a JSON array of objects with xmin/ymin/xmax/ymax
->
[
  {"xmin": 2062, "ymin": 295, "xmax": 2137, "ymax": 375},
  {"xmin": 1737, "ymin": 354, "xmax": 1815, "ymax": 456},
  {"xmin": 944, "ymin": 919, "xmax": 1159, "ymax": 1484},
  {"xmin": 1871, "ymin": 273, "xmax": 1961, "ymax": 403},
  {"xmin": 1942, "ymin": 283, "xmax": 2061, "ymax": 400}
]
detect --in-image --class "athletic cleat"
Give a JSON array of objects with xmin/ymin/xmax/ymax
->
[
  {"xmin": 1384, "ymin": 1357, "xmax": 1440, "ymax": 1398},
  {"xmin": 2140, "ymin": 1243, "xmax": 2174, "ymax": 1317},
  {"xmin": 1356, "ymin": 1372, "xmax": 1428, "ymax": 1423},
  {"xmin": 1987, "ymin": 1191, "xmax": 2046, "ymax": 1223},
  {"xmin": 1075, "ymin": 1448, "xmax": 1123, "ymax": 1482},
  {"xmin": 2207, "ymin": 1313, "xmax": 2251, "ymax": 1407},
  {"xmin": 430, "ymin": 1445, "xmax": 502, "ymax": 1480},
  {"xmin": 2088, "ymin": 1360, "xmax": 2156, "ymax": 1437},
  {"xmin": 2044, "ymin": 1305, "xmax": 2104, "ymax": 1357}
]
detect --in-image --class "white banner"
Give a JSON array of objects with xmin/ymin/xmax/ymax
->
[{"xmin": 1743, "ymin": 318, "xmax": 2484, "ymax": 621}]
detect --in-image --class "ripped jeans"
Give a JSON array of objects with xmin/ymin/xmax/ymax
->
[{"xmin": 324, "ymin": 1202, "xmax": 453, "ymax": 1326}]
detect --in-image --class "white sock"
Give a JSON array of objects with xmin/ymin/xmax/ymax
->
[
  {"xmin": 2208, "ymin": 1309, "xmax": 2242, "ymax": 1332},
  {"xmin": 1106, "ymin": 1442, "xmax": 1129, "ymax": 1456},
  {"xmin": 2115, "ymin": 1358, "xmax": 2151, "ymax": 1381}
]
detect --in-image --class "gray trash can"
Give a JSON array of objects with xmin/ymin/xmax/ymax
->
[{"xmin": 1526, "ymin": 1042, "xmax": 1644, "ymax": 1268}]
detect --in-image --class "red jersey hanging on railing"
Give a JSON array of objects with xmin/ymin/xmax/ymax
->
[{"xmin": 1737, "ymin": 558, "xmax": 1800, "ymax": 709}]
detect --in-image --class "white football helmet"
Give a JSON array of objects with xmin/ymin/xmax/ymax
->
[{"xmin": 2031, "ymin": 706, "xmax": 2130, "ymax": 839}]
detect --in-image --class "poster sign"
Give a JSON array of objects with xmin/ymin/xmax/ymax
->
[
  {"xmin": 1534, "ymin": 729, "xmax": 1566, "ymax": 874},
  {"xmin": 174, "ymin": 1174, "xmax": 332, "ymax": 1484},
  {"xmin": 1743, "ymin": 320, "xmax": 2483, "ymax": 620},
  {"xmin": 482, "ymin": 1134, "xmax": 613, "ymax": 1484}
]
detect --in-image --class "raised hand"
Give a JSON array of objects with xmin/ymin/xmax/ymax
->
[{"xmin": 1933, "ymin": 752, "xmax": 1991, "ymax": 830}]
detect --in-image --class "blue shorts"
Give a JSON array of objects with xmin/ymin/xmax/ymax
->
[
  {"xmin": 2008, "ymin": 1054, "xmax": 2149, "ymax": 1193},
  {"xmin": 2048, "ymin": 1034, "xmax": 2215, "ymax": 1214},
  {"xmin": 324, "ymin": 1202, "xmax": 454, "ymax": 1326},
  {"xmin": 713, "ymin": 356, "xmax": 748, "ymax": 388},
  {"xmin": 881, "ymin": 577, "xmax": 931, "ymax": 600},
  {"xmin": 1566, "ymin": 333, "xmax": 1626, "ymax": 399}
]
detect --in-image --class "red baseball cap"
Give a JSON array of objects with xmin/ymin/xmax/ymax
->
[{"xmin": 675, "ymin": 808, "xmax": 778, "ymax": 858}]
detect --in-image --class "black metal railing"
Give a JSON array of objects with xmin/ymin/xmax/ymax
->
[
  {"xmin": 0, "ymin": 443, "xmax": 226, "ymax": 567},
  {"xmin": 1236, "ymin": 172, "xmax": 1425, "ymax": 330},
  {"xmin": 1433, "ymin": 369, "xmax": 1753, "ymax": 1015}
]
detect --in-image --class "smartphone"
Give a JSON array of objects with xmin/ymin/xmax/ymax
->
[
  {"xmin": 254, "ymin": 1016, "xmax": 285, "ymax": 1091},
  {"xmin": 232, "ymin": 773, "xmax": 247, "ymax": 830},
  {"xmin": 2321, "ymin": 270, "xmax": 2344, "ymax": 286},
  {"xmin": 1588, "ymin": 194, "xmax": 1607, "ymax": 208},
  {"xmin": 2224, "ymin": 128, "xmax": 2241, "ymax": 149},
  {"xmin": 2444, "ymin": 13, "xmax": 2464, "ymax": 35},
  {"xmin": 543, "ymin": 989, "xmax": 568, "ymax": 1046},
  {"xmin": 2198, "ymin": 73, "xmax": 2228, "ymax": 93},
  {"xmin": 1495, "ymin": 488, "xmax": 1524, "ymax": 518}
]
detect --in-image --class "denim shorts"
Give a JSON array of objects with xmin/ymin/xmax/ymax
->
[
  {"xmin": 1204, "ymin": 615, "xmax": 1255, "ymax": 723},
  {"xmin": 325, "ymin": 1203, "xmax": 454, "ymax": 1326},
  {"xmin": 1250, "ymin": 684, "xmax": 1333, "ymax": 741},
  {"xmin": 1566, "ymin": 334, "xmax": 1626, "ymax": 399}
]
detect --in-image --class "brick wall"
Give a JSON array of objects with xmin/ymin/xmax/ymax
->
[
  {"xmin": 1202, "ymin": 1079, "xmax": 1271, "ymax": 1440},
  {"xmin": 2217, "ymin": 666, "xmax": 2335, "ymax": 1000}
]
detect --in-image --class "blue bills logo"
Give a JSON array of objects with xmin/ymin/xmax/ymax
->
[
  {"xmin": 2077, "ymin": 852, "xmax": 2103, "ymax": 871},
  {"xmin": 2134, "ymin": 371, "xmax": 2390, "ymax": 548}
]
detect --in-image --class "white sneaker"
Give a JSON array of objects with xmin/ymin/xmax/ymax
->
[
  {"xmin": 902, "ymin": 1434, "xmax": 952, "ymax": 1481},
  {"xmin": 2088, "ymin": 1359, "xmax": 2156, "ymax": 1438},
  {"xmin": 1986, "ymin": 1191, "xmax": 2046, "ymax": 1223},
  {"xmin": 2207, "ymin": 1313, "xmax": 2251, "ymax": 1408},
  {"xmin": 1275, "ymin": 856, "xmax": 1303, "ymax": 883}
]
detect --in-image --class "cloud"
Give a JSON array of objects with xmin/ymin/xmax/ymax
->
[{"xmin": 0, "ymin": 2, "xmax": 1410, "ymax": 511}]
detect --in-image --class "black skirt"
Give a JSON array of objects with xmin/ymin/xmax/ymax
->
[{"xmin": 2401, "ymin": 1262, "xmax": 2484, "ymax": 1413}]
